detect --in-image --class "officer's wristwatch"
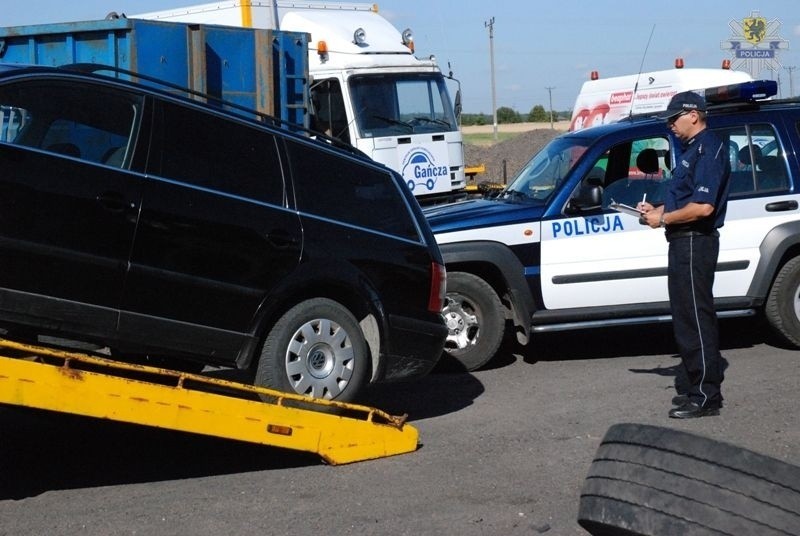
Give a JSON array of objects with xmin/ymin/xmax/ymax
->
[{"xmin": 659, "ymin": 214, "xmax": 667, "ymax": 227}]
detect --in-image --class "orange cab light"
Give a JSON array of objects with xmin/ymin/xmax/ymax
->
[{"xmin": 675, "ymin": 57, "xmax": 685, "ymax": 69}]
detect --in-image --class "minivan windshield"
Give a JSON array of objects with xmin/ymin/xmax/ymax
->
[{"xmin": 500, "ymin": 136, "xmax": 590, "ymax": 203}]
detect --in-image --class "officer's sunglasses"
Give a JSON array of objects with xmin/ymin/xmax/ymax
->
[{"xmin": 667, "ymin": 111, "xmax": 692, "ymax": 125}]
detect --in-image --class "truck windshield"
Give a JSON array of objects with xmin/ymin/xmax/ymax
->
[
  {"xmin": 349, "ymin": 73, "xmax": 457, "ymax": 138},
  {"xmin": 501, "ymin": 137, "xmax": 590, "ymax": 203}
]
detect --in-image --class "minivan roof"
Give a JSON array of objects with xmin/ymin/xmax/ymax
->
[{"xmin": 0, "ymin": 62, "xmax": 373, "ymax": 162}]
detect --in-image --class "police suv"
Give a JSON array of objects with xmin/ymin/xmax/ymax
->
[{"xmin": 425, "ymin": 80, "xmax": 800, "ymax": 370}]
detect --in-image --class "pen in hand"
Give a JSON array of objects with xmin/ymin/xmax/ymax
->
[{"xmin": 638, "ymin": 193, "xmax": 648, "ymax": 225}]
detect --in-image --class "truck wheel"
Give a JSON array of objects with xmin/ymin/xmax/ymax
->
[
  {"xmin": 255, "ymin": 298, "xmax": 368, "ymax": 402},
  {"xmin": 578, "ymin": 423, "xmax": 800, "ymax": 536},
  {"xmin": 441, "ymin": 272, "xmax": 504, "ymax": 371},
  {"xmin": 765, "ymin": 256, "xmax": 800, "ymax": 347}
]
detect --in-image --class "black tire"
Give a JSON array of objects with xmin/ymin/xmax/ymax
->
[
  {"xmin": 765, "ymin": 256, "xmax": 800, "ymax": 347},
  {"xmin": 441, "ymin": 272, "xmax": 505, "ymax": 371},
  {"xmin": 578, "ymin": 423, "xmax": 800, "ymax": 536},
  {"xmin": 255, "ymin": 298, "xmax": 368, "ymax": 402}
]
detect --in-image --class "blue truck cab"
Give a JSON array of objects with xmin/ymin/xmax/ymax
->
[{"xmin": 425, "ymin": 80, "xmax": 800, "ymax": 370}]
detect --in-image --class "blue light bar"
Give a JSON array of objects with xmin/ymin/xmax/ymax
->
[{"xmin": 705, "ymin": 80, "xmax": 778, "ymax": 104}]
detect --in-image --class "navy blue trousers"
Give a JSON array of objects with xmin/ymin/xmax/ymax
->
[{"xmin": 667, "ymin": 233, "xmax": 724, "ymax": 408}]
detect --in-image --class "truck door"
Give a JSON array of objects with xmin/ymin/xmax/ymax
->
[
  {"xmin": 539, "ymin": 135, "xmax": 672, "ymax": 310},
  {"xmin": 0, "ymin": 79, "xmax": 143, "ymax": 333},
  {"xmin": 310, "ymin": 78, "xmax": 350, "ymax": 143}
]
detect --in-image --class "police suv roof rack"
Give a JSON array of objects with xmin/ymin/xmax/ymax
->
[{"xmin": 60, "ymin": 63, "xmax": 363, "ymax": 158}]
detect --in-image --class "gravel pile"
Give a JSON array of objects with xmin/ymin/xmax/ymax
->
[{"xmin": 464, "ymin": 128, "xmax": 562, "ymax": 186}]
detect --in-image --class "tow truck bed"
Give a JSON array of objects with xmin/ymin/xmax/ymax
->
[{"xmin": 0, "ymin": 338, "xmax": 418, "ymax": 465}]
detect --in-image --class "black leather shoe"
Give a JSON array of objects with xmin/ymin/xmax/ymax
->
[
  {"xmin": 672, "ymin": 394, "xmax": 723, "ymax": 407},
  {"xmin": 669, "ymin": 402, "xmax": 720, "ymax": 419},
  {"xmin": 672, "ymin": 394, "xmax": 689, "ymax": 406}
]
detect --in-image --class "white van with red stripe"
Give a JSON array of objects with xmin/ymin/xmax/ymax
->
[{"xmin": 570, "ymin": 64, "xmax": 752, "ymax": 132}]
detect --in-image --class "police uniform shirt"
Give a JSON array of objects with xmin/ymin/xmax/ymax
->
[{"xmin": 664, "ymin": 128, "xmax": 731, "ymax": 232}]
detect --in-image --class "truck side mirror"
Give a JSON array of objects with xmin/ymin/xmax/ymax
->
[{"xmin": 454, "ymin": 89, "xmax": 462, "ymax": 121}]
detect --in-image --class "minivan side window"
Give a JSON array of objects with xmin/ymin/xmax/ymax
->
[
  {"xmin": 0, "ymin": 81, "xmax": 139, "ymax": 167},
  {"xmin": 153, "ymin": 100, "xmax": 285, "ymax": 205},
  {"xmin": 286, "ymin": 139, "xmax": 420, "ymax": 241},
  {"xmin": 713, "ymin": 124, "xmax": 789, "ymax": 196}
]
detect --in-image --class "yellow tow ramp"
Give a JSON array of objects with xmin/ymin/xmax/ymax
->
[{"xmin": 0, "ymin": 338, "xmax": 419, "ymax": 465}]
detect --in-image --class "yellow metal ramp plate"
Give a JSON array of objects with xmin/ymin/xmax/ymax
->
[{"xmin": 0, "ymin": 339, "xmax": 418, "ymax": 465}]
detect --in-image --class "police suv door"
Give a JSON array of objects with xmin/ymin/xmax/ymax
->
[{"xmin": 539, "ymin": 134, "xmax": 672, "ymax": 311}]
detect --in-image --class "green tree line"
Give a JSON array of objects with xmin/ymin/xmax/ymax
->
[{"xmin": 461, "ymin": 105, "xmax": 570, "ymax": 126}]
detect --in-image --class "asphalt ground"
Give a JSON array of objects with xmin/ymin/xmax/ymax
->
[{"xmin": 1, "ymin": 317, "xmax": 798, "ymax": 535}]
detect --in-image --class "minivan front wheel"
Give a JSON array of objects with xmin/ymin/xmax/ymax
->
[{"xmin": 255, "ymin": 298, "xmax": 368, "ymax": 402}]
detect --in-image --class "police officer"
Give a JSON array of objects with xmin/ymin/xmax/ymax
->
[{"xmin": 638, "ymin": 91, "xmax": 730, "ymax": 419}]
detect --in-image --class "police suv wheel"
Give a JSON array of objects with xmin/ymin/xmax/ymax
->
[
  {"xmin": 441, "ymin": 272, "xmax": 505, "ymax": 371},
  {"xmin": 765, "ymin": 256, "xmax": 800, "ymax": 348},
  {"xmin": 255, "ymin": 298, "xmax": 368, "ymax": 402},
  {"xmin": 578, "ymin": 423, "xmax": 800, "ymax": 536}
]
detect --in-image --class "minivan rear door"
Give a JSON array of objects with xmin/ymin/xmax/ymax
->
[{"xmin": 119, "ymin": 98, "xmax": 302, "ymax": 359}]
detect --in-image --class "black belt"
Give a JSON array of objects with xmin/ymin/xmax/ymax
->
[{"xmin": 665, "ymin": 229, "xmax": 719, "ymax": 241}]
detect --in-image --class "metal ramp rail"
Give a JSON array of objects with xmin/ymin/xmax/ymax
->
[{"xmin": 0, "ymin": 338, "xmax": 418, "ymax": 465}]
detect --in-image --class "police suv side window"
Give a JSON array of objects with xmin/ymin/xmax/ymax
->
[
  {"xmin": 285, "ymin": 139, "xmax": 419, "ymax": 241},
  {"xmin": 153, "ymin": 100, "xmax": 284, "ymax": 205},
  {"xmin": 714, "ymin": 124, "xmax": 789, "ymax": 197},
  {"xmin": 599, "ymin": 137, "xmax": 670, "ymax": 208},
  {"xmin": 0, "ymin": 81, "xmax": 139, "ymax": 167}
]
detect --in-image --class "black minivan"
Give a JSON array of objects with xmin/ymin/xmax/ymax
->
[{"xmin": 0, "ymin": 65, "xmax": 447, "ymax": 402}]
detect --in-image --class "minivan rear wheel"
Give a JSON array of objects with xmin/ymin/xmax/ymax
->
[{"xmin": 255, "ymin": 298, "xmax": 368, "ymax": 402}]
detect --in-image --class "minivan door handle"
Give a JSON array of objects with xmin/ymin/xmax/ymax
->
[
  {"xmin": 765, "ymin": 200, "xmax": 799, "ymax": 212},
  {"xmin": 96, "ymin": 191, "xmax": 131, "ymax": 212},
  {"xmin": 265, "ymin": 229, "xmax": 299, "ymax": 249}
]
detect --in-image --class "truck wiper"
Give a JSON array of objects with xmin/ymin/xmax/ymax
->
[
  {"xmin": 413, "ymin": 116, "xmax": 451, "ymax": 128},
  {"xmin": 372, "ymin": 115, "xmax": 413, "ymax": 131}
]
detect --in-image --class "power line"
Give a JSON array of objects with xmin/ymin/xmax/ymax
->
[
  {"xmin": 485, "ymin": 17, "xmax": 497, "ymax": 141},
  {"xmin": 545, "ymin": 86, "xmax": 555, "ymax": 129},
  {"xmin": 784, "ymin": 66, "xmax": 796, "ymax": 98}
]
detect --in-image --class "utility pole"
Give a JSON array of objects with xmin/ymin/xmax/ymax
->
[
  {"xmin": 485, "ymin": 17, "xmax": 497, "ymax": 141},
  {"xmin": 785, "ymin": 66, "xmax": 796, "ymax": 98},
  {"xmin": 545, "ymin": 86, "xmax": 555, "ymax": 129}
]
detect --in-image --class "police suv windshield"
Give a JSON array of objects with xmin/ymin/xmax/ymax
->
[
  {"xmin": 502, "ymin": 136, "xmax": 590, "ymax": 202},
  {"xmin": 349, "ymin": 73, "xmax": 457, "ymax": 138}
]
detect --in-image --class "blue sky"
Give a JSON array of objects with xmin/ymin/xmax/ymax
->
[{"xmin": 4, "ymin": 1, "xmax": 799, "ymax": 113}]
